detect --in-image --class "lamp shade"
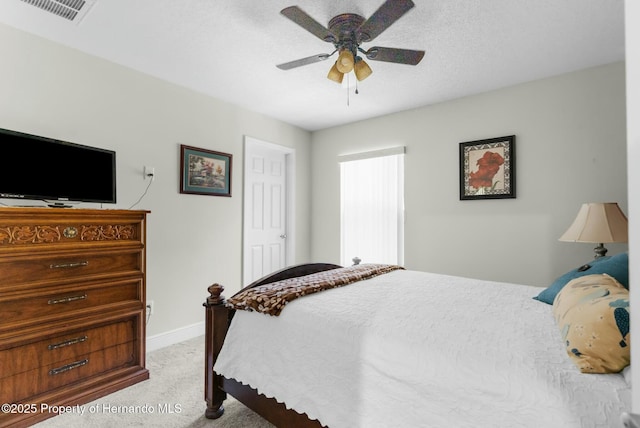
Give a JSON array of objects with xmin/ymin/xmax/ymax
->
[
  {"xmin": 559, "ymin": 202, "xmax": 628, "ymax": 243},
  {"xmin": 327, "ymin": 62, "xmax": 344, "ymax": 83},
  {"xmin": 354, "ymin": 58, "xmax": 372, "ymax": 81},
  {"xmin": 336, "ymin": 50, "xmax": 355, "ymax": 73}
]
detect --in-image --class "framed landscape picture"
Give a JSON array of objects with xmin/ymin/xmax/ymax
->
[
  {"xmin": 459, "ymin": 135, "xmax": 515, "ymax": 200},
  {"xmin": 180, "ymin": 144, "xmax": 232, "ymax": 197}
]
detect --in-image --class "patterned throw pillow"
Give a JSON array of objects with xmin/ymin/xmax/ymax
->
[
  {"xmin": 553, "ymin": 274, "xmax": 630, "ymax": 373},
  {"xmin": 534, "ymin": 252, "xmax": 629, "ymax": 305}
]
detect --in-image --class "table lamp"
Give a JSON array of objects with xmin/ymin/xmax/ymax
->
[{"xmin": 559, "ymin": 202, "xmax": 628, "ymax": 258}]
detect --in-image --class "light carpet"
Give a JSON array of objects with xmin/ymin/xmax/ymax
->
[{"xmin": 33, "ymin": 335, "xmax": 274, "ymax": 427}]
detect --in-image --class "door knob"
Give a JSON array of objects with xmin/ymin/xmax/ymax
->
[{"xmin": 280, "ymin": 234, "xmax": 287, "ymax": 239}]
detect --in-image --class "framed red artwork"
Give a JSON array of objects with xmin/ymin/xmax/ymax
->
[{"xmin": 459, "ymin": 135, "xmax": 515, "ymax": 200}]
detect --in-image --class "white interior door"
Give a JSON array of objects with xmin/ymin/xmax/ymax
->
[{"xmin": 243, "ymin": 137, "xmax": 293, "ymax": 286}]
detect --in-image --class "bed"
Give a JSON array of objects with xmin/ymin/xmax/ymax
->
[{"xmin": 203, "ymin": 262, "xmax": 631, "ymax": 427}]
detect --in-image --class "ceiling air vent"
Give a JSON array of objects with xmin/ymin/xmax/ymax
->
[{"xmin": 20, "ymin": 0, "xmax": 96, "ymax": 23}]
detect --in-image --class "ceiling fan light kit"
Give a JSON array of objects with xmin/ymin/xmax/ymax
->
[{"xmin": 277, "ymin": 0, "xmax": 425, "ymax": 87}]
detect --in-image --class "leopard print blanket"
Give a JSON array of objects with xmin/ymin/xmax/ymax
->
[{"xmin": 226, "ymin": 264, "xmax": 404, "ymax": 316}]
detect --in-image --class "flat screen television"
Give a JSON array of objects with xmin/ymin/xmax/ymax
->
[{"xmin": 0, "ymin": 127, "xmax": 116, "ymax": 206}]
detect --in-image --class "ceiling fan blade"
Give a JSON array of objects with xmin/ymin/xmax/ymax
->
[
  {"xmin": 357, "ymin": 0, "xmax": 415, "ymax": 42},
  {"xmin": 364, "ymin": 46, "xmax": 425, "ymax": 65},
  {"xmin": 281, "ymin": 6, "xmax": 336, "ymax": 43},
  {"xmin": 276, "ymin": 53, "xmax": 332, "ymax": 70}
]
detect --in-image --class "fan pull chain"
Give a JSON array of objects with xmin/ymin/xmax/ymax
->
[
  {"xmin": 345, "ymin": 73, "xmax": 362, "ymax": 106},
  {"xmin": 346, "ymin": 73, "xmax": 350, "ymax": 106}
]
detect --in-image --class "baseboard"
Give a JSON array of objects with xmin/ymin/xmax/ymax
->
[{"xmin": 146, "ymin": 321, "xmax": 205, "ymax": 352}]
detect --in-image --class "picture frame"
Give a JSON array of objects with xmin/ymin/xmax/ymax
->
[
  {"xmin": 459, "ymin": 135, "xmax": 515, "ymax": 200},
  {"xmin": 180, "ymin": 144, "xmax": 232, "ymax": 197}
]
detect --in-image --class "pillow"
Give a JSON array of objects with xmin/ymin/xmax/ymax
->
[
  {"xmin": 534, "ymin": 252, "xmax": 628, "ymax": 304},
  {"xmin": 553, "ymin": 274, "xmax": 630, "ymax": 373}
]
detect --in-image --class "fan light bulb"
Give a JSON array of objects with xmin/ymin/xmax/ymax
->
[
  {"xmin": 336, "ymin": 50, "xmax": 354, "ymax": 73},
  {"xmin": 327, "ymin": 62, "xmax": 344, "ymax": 84}
]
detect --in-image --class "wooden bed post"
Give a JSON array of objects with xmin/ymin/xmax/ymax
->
[
  {"xmin": 203, "ymin": 283, "xmax": 229, "ymax": 419},
  {"xmin": 202, "ymin": 264, "xmax": 341, "ymax": 426}
]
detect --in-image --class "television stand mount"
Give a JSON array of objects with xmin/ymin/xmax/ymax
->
[{"xmin": 47, "ymin": 202, "xmax": 73, "ymax": 208}]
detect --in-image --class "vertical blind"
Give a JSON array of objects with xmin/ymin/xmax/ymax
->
[{"xmin": 339, "ymin": 147, "xmax": 405, "ymax": 266}]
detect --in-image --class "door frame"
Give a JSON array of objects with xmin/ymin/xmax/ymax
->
[{"xmin": 242, "ymin": 135, "xmax": 296, "ymax": 286}]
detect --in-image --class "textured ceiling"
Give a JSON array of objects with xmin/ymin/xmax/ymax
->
[{"xmin": 0, "ymin": 0, "xmax": 625, "ymax": 131}]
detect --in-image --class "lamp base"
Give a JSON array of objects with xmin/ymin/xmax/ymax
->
[{"xmin": 593, "ymin": 243, "xmax": 608, "ymax": 258}]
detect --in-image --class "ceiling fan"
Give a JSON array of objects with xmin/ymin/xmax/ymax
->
[{"xmin": 276, "ymin": 0, "xmax": 425, "ymax": 84}]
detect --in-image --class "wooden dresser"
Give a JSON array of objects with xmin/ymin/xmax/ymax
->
[{"xmin": 0, "ymin": 207, "xmax": 149, "ymax": 427}]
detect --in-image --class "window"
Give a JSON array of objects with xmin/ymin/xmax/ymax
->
[{"xmin": 339, "ymin": 147, "xmax": 405, "ymax": 266}]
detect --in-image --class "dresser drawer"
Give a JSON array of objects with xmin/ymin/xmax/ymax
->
[
  {"xmin": 0, "ymin": 278, "xmax": 142, "ymax": 331},
  {"xmin": 0, "ymin": 249, "xmax": 142, "ymax": 290},
  {"xmin": 0, "ymin": 319, "xmax": 135, "ymax": 379},
  {"xmin": 0, "ymin": 341, "xmax": 136, "ymax": 404},
  {"xmin": 0, "ymin": 216, "xmax": 142, "ymax": 249}
]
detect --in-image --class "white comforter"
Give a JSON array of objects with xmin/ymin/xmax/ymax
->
[{"xmin": 214, "ymin": 269, "xmax": 631, "ymax": 428}]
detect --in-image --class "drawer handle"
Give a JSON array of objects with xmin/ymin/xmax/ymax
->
[
  {"xmin": 49, "ymin": 261, "xmax": 89, "ymax": 269},
  {"xmin": 48, "ymin": 294, "xmax": 87, "ymax": 305},
  {"xmin": 49, "ymin": 359, "xmax": 89, "ymax": 376},
  {"xmin": 48, "ymin": 335, "xmax": 88, "ymax": 350}
]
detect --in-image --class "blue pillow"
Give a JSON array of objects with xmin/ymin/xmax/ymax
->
[{"xmin": 534, "ymin": 252, "xmax": 629, "ymax": 304}]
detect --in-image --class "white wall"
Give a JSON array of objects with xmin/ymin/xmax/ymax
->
[
  {"xmin": 625, "ymin": 0, "xmax": 640, "ymax": 413},
  {"xmin": 0, "ymin": 23, "xmax": 312, "ymax": 338},
  {"xmin": 311, "ymin": 62, "xmax": 627, "ymax": 287}
]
